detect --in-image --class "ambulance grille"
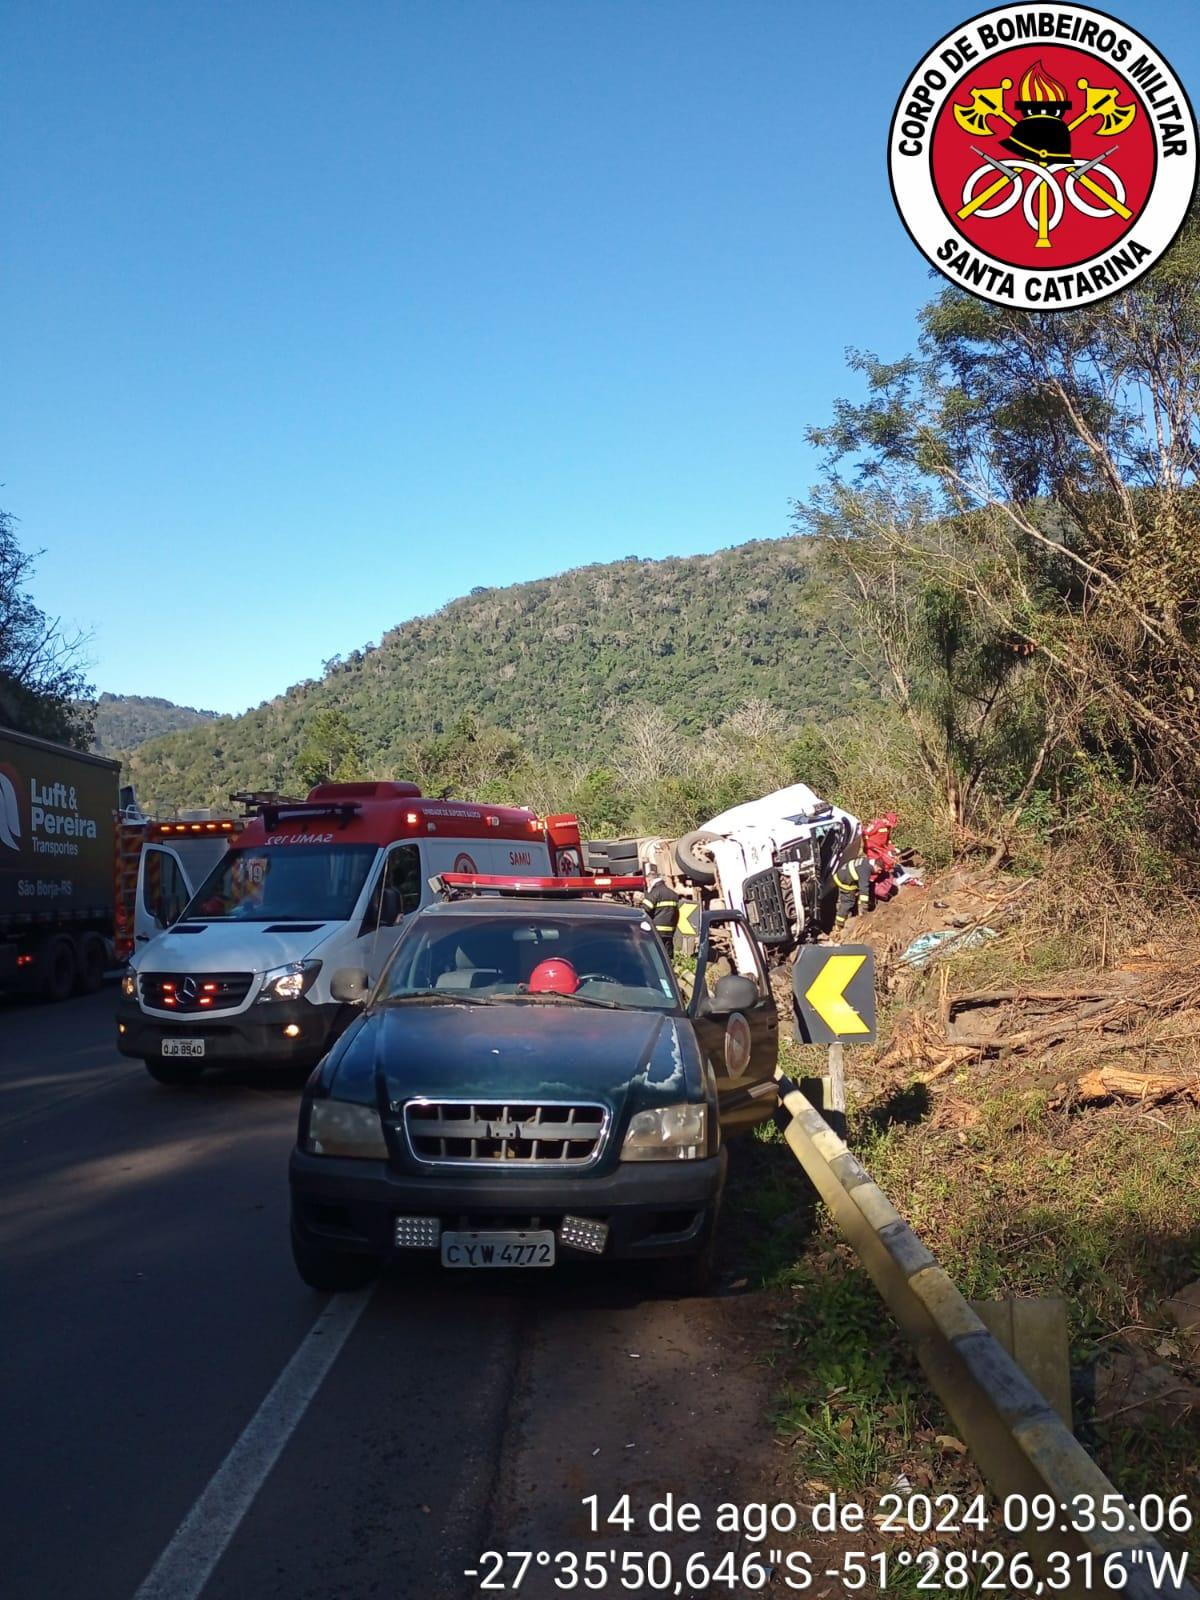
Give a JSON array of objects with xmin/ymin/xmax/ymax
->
[{"xmin": 139, "ymin": 972, "xmax": 255, "ymax": 1012}]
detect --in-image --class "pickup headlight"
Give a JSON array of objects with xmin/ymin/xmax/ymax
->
[
  {"xmin": 304, "ymin": 1099, "xmax": 388, "ymax": 1159},
  {"xmin": 620, "ymin": 1103, "xmax": 707, "ymax": 1161},
  {"xmin": 259, "ymin": 960, "xmax": 322, "ymax": 1002},
  {"xmin": 121, "ymin": 972, "xmax": 137, "ymax": 998}
]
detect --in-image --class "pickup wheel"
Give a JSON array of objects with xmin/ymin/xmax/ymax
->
[
  {"xmin": 674, "ymin": 830, "xmax": 718, "ymax": 887},
  {"xmin": 144, "ymin": 1057, "xmax": 205, "ymax": 1087},
  {"xmin": 291, "ymin": 1221, "xmax": 378, "ymax": 1292}
]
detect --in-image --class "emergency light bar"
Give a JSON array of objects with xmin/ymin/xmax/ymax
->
[
  {"xmin": 258, "ymin": 799, "xmax": 362, "ymax": 828},
  {"xmin": 151, "ymin": 819, "xmax": 240, "ymax": 837},
  {"xmin": 435, "ymin": 872, "xmax": 645, "ymax": 898}
]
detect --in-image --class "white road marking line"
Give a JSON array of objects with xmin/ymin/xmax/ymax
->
[{"xmin": 132, "ymin": 1285, "xmax": 375, "ymax": 1600}]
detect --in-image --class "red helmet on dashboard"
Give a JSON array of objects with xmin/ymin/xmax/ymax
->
[{"xmin": 528, "ymin": 958, "xmax": 579, "ymax": 995}]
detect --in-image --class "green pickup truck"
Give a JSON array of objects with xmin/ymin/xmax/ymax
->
[{"xmin": 289, "ymin": 880, "xmax": 779, "ymax": 1294}]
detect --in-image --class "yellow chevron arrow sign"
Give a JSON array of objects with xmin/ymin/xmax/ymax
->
[
  {"xmin": 793, "ymin": 945, "xmax": 877, "ymax": 1044},
  {"xmin": 804, "ymin": 953, "xmax": 871, "ymax": 1035}
]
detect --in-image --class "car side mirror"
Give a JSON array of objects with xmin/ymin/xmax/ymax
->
[
  {"xmin": 331, "ymin": 967, "xmax": 371, "ymax": 1004},
  {"xmin": 696, "ymin": 973, "xmax": 760, "ymax": 1016}
]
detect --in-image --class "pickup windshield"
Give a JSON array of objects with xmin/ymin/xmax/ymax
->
[
  {"xmin": 182, "ymin": 844, "xmax": 379, "ymax": 923},
  {"xmin": 381, "ymin": 913, "xmax": 680, "ymax": 1012}
]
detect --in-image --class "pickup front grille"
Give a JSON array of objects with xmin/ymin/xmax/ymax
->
[
  {"xmin": 403, "ymin": 1101, "xmax": 608, "ymax": 1168},
  {"xmin": 139, "ymin": 971, "xmax": 255, "ymax": 1012}
]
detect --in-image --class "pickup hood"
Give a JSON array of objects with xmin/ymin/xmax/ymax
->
[
  {"xmin": 135, "ymin": 921, "xmax": 342, "ymax": 975},
  {"xmin": 330, "ymin": 1002, "xmax": 701, "ymax": 1124}
]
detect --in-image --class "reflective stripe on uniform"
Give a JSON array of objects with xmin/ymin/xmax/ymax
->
[{"xmin": 834, "ymin": 857, "xmax": 867, "ymax": 893}]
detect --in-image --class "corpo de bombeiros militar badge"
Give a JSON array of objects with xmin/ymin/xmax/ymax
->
[{"xmin": 889, "ymin": 3, "xmax": 1197, "ymax": 308}]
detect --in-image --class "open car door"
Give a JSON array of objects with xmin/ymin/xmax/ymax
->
[
  {"xmin": 134, "ymin": 844, "xmax": 191, "ymax": 949},
  {"xmin": 687, "ymin": 909, "xmax": 779, "ymax": 1136}
]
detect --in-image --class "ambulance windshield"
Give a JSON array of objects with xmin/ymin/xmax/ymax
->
[{"xmin": 182, "ymin": 844, "xmax": 379, "ymax": 923}]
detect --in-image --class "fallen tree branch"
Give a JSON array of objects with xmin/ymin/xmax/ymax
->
[
  {"xmin": 1061, "ymin": 1064, "xmax": 1200, "ymax": 1107},
  {"xmin": 950, "ymin": 986, "xmax": 1110, "ymax": 1011},
  {"xmin": 981, "ymin": 996, "xmax": 1130, "ymax": 1053}
]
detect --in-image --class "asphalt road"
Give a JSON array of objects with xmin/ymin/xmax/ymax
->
[{"xmin": 0, "ymin": 989, "xmax": 785, "ymax": 1600}]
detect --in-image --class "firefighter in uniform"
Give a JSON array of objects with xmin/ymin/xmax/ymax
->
[
  {"xmin": 641, "ymin": 873, "xmax": 682, "ymax": 952},
  {"xmin": 827, "ymin": 846, "xmax": 871, "ymax": 939}
]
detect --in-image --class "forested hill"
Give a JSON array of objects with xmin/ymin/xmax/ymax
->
[
  {"xmin": 86, "ymin": 693, "xmax": 218, "ymax": 756},
  {"xmin": 126, "ymin": 536, "xmax": 872, "ymax": 810}
]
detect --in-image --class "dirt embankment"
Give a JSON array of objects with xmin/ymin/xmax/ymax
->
[{"xmin": 853, "ymin": 866, "xmax": 1200, "ymax": 1109}]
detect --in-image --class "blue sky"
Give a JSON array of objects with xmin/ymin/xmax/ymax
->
[{"xmin": 4, "ymin": 0, "xmax": 1196, "ymax": 715}]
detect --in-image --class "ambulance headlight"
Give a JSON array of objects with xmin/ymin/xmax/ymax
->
[
  {"xmin": 121, "ymin": 972, "xmax": 137, "ymax": 998},
  {"xmin": 259, "ymin": 960, "xmax": 322, "ymax": 1002}
]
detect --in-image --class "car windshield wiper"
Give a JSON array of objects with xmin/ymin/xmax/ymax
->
[
  {"xmin": 504, "ymin": 991, "xmax": 625, "ymax": 1011},
  {"xmin": 378, "ymin": 990, "xmax": 496, "ymax": 1006}
]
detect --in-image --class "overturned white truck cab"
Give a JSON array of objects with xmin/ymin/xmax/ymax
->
[{"xmin": 585, "ymin": 784, "xmax": 859, "ymax": 966}]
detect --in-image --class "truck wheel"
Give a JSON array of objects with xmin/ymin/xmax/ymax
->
[
  {"xmin": 674, "ymin": 830, "xmax": 719, "ymax": 887},
  {"xmin": 39, "ymin": 937, "xmax": 77, "ymax": 1003},
  {"xmin": 144, "ymin": 1058, "xmax": 205, "ymax": 1087},
  {"xmin": 76, "ymin": 933, "xmax": 107, "ymax": 994},
  {"xmin": 291, "ymin": 1221, "xmax": 378, "ymax": 1292}
]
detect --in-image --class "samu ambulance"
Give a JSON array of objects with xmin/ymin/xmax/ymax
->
[{"xmin": 116, "ymin": 781, "xmax": 582, "ymax": 1084}]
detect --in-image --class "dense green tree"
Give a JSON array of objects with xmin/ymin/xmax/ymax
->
[
  {"xmin": 801, "ymin": 201, "xmax": 1200, "ymax": 855},
  {"xmin": 0, "ymin": 509, "xmax": 94, "ymax": 748},
  {"xmin": 294, "ymin": 709, "xmax": 364, "ymax": 789}
]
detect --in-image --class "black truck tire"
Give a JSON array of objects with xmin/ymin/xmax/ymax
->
[
  {"xmin": 39, "ymin": 936, "xmax": 77, "ymax": 1003},
  {"xmin": 674, "ymin": 830, "xmax": 719, "ymax": 887},
  {"xmin": 606, "ymin": 838, "xmax": 642, "ymax": 860},
  {"xmin": 76, "ymin": 932, "xmax": 107, "ymax": 994},
  {"xmin": 291, "ymin": 1221, "xmax": 378, "ymax": 1292}
]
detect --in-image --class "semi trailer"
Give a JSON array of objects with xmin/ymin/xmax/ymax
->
[{"xmin": 0, "ymin": 727, "xmax": 122, "ymax": 1001}]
